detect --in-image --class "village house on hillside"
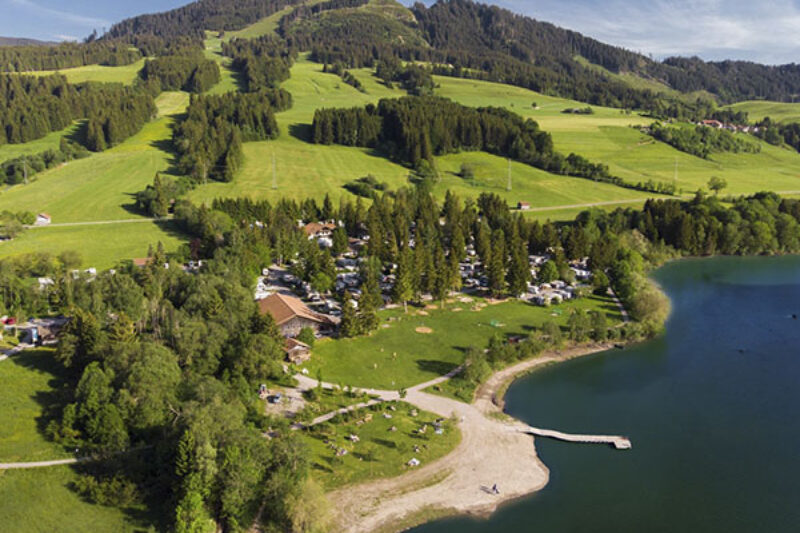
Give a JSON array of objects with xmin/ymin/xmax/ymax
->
[
  {"xmin": 258, "ymin": 292, "xmax": 338, "ymax": 337},
  {"xmin": 35, "ymin": 213, "xmax": 51, "ymax": 226}
]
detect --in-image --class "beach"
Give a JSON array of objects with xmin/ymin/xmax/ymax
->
[{"xmin": 328, "ymin": 342, "xmax": 618, "ymax": 532}]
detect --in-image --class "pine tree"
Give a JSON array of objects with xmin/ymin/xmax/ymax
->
[
  {"xmin": 392, "ymin": 247, "xmax": 415, "ymax": 312},
  {"xmin": 507, "ymin": 224, "xmax": 531, "ymax": 296},
  {"xmin": 339, "ymin": 292, "xmax": 360, "ymax": 337},
  {"xmin": 487, "ymin": 229, "xmax": 506, "ymax": 296}
]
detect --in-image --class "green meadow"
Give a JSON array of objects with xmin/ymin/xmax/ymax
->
[
  {"xmin": 0, "ymin": 91, "xmax": 190, "ymax": 267},
  {"xmin": 0, "ymin": 349, "xmax": 151, "ymax": 532},
  {"xmin": 727, "ymin": 100, "xmax": 800, "ymax": 124},
  {"xmin": 0, "ymin": 123, "xmax": 82, "ymax": 162},
  {"xmin": 22, "ymin": 59, "xmax": 145, "ymax": 85},
  {"xmin": 304, "ymin": 295, "xmax": 622, "ymax": 390}
]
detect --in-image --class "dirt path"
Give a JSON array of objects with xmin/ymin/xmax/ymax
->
[
  {"xmin": 0, "ymin": 458, "xmax": 81, "ymax": 470},
  {"xmin": 324, "ymin": 343, "xmax": 617, "ymax": 532}
]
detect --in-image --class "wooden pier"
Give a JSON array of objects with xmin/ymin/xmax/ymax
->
[{"xmin": 518, "ymin": 425, "xmax": 632, "ymax": 450}]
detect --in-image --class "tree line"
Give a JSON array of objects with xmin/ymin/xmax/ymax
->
[
  {"xmin": 139, "ymin": 49, "xmax": 221, "ymax": 93},
  {"xmin": 647, "ymin": 122, "xmax": 761, "ymax": 159},
  {"xmin": 222, "ymin": 35, "xmax": 297, "ymax": 91},
  {"xmin": 0, "ymin": 74, "xmax": 157, "ymax": 149},
  {"xmin": 2, "ymin": 138, "xmax": 89, "ymax": 185},
  {"xmin": 173, "ymin": 90, "xmax": 289, "ymax": 182},
  {"xmin": 0, "ymin": 41, "xmax": 141, "ymax": 72},
  {"xmin": 311, "ymin": 95, "xmax": 675, "ymax": 193}
]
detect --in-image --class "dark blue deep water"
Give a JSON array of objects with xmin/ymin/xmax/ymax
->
[{"xmin": 412, "ymin": 256, "xmax": 800, "ymax": 532}]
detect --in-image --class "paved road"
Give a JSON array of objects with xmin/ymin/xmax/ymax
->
[{"xmin": 0, "ymin": 342, "xmax": 31, "ymax": 363}]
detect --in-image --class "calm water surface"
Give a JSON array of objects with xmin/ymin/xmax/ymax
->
[{"xmin": 412, "ymin": 255, "xmax": 800, "ymax": 532}]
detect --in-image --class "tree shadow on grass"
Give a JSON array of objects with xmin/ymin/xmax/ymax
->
[
  {"xmin": 289, "ymin": 123, "xmax": 312, "ymax": 142},
  {"xmin": 415, "ymin": 359, "xmax": 457, "ymax": 376},
  {"xmin": 11, "ymin": 349, "xmax": 72, "ymax": 448},
  {"xmin": 312, "ymin": 461, "xmax": 334, "ymax": 474},
  {"xmin": 371, "ymin": 437, "xmax": 397, "ymax": 449}
]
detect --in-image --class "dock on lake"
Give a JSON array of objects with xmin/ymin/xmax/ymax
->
[{"xmin": 517, "ymin": 425, "xmax": 632, "ymax": 450}]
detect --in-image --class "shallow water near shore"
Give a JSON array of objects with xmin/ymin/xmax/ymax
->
[{"xmin": 411, "ymin": 255, "xmax": 800, "ymax": 532}]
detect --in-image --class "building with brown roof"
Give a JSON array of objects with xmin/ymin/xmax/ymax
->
[
  {"xmin": 258, "ymin": 293, "xmax": 337, "ymax": 337},
  {"xmin": 285, "ymin": 337, "xmax": 311, "ymax": 364},
  {"xmin": 302, "ymin": 221, "xmax": 337, "ymax": 239}
]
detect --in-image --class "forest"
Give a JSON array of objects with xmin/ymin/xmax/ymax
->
[
  {"xmin": 0, "ymin": 74, "xmax": 157, "ymax": 149},
  {"xmin": 139, "ymin": 50, "xmax": 221, "ymax": 93},
  {"xmin": 105, "ymin": 0, "xmax": 301, "ymax": 39},
  {"xmin": 647, "ymin": 123, "xmax": 761, "ymax": 159},
  {"xmin": 0, "ymin": 40, "xmax": 141, "ymax": 72},
  {"xmin": 222, "ymin": 35, "xmax": 297, "ymax": 91},
  {"xmin": 172, "ymin": 90, "xmax": 289, "ymax": 182}
]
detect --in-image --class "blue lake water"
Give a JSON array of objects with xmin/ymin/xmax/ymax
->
[{"xmin": 411, "ymin": 255, "xmax": 800, "ymax": 532}]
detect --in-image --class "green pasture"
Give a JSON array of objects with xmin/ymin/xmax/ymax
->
[
  {"xmin": 21, "ymin": 59, "xmax": 145, "ymax": 85},
  {"xmin": 0, "ymin": 91, "xmax": 188, "ymax": 223},
  {"xmin": 727, "ymin": 100, "xmax": 800, "ymax": 124},
  {"xmin": 0, "ymin": 123, "xmax": 83, "ymax": 163},
  {"xmin": 0, "ymin": 221, "xmax": 186, "ymax": 270}
]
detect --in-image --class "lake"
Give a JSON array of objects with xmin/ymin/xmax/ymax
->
[{"xmin": 411, "ymin": 255, "xmax": 800, "ymax": 532}]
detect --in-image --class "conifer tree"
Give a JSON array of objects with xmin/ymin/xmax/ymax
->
[
  {"xmin": 487, "ymin": 228, "xmax": 506, "ymax": 296},
  {"xmin": 339, "ymin": 292, "xmax": 360, "ymax": 338},
  {"xmin": 392, "ymin": 247, "xmax": 415, "ymax": 312}
]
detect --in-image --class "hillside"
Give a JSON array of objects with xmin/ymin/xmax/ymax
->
[{"xmin": 0, "ymin": 37, "xmax": 53, "ymax": 47}]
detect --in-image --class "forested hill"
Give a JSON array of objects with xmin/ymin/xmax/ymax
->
[
  {"xmin": 100, "ymin": 0, "xmax": 800, "ymax": 105},
  {"xmin": 0, "ymin": 37, "xmax": 53, "ymax": 47},
  {"xmin": 105, "ymin": 0, "xmax": 302, "ymax": 39}
]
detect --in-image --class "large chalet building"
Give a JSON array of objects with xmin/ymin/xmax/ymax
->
[{"xmin": 257, "ymin": 293, "xmax": 337, "ymax": 338}]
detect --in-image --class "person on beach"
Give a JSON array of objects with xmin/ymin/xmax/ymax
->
[{"xmin": 492, "ymin": 484, "xmax": 499, "ymax": 494}]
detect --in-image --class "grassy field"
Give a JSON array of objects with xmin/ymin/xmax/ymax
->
[
  {"xmin": 203, "ymin": 33, "xmax": 244, "ymax": 94},
  {"xmin": 0, "ymin": 466, "xmax": 153, "ymax": 533},
  {"xmin": 0, "ymin": 348, "xmax": 153, "ymax": 532},
  {"xmin": 188, "ymin": 56, "xmax": 659, "ymax": 209},
  {"xmin": 22, "ymin": 59, "xmax": 145, "ymax": 85},
  {"xmin": 0, "ymin": 221, "xmax": 185, "ymax": 269},
  {"xmin": 0, "ymin": 123, "xmax": 82, "ymax": 162},
  {"xmin": 303, "ymin": 295, "xmax": 621, "ymax": 390},
  {"xmin": 727, "ymin": 100, "xmax": 800, "ymax": 124},
  {"xmin": 0, "ymin": 348, "xmax": 69, "ymax": 462},
  {"xmin": 302, "ymin": 401, "xmax": 460, "ymax": 489},
  {"xmin": 435, "ymin": 76, "xmax": 800, "ymax": 195},
  {"xmin": 0, "ymin": 91, "xmax": 190, "ymax": 267}
]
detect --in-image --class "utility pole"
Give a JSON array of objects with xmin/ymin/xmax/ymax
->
[
  {"xmin": 272, "ymin": 153, "xmax": 277, "ymax": 190},
  {"xmin": 202, "ymin": 161, "xmax": 207, "ymax": 186},
  {"xmin": 23, "ymin": 158, "xmax": 28, "ymax": 185},
  {"xmin": 506, "ymin": 158, "xmax": 512, "ymax": 192}
]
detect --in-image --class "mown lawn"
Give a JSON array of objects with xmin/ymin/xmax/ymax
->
[
  {"xmin": 303, "ymin": 295, "xmax": 621, "ymax": 390},
  {"xmin": 302, "ymin": 401, "xmax": 460, "ymax": 490}
]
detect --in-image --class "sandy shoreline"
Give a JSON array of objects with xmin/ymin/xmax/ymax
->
[{"xmin": 328, "ymin": 341, "xmax": 619, "ymax": 533}]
